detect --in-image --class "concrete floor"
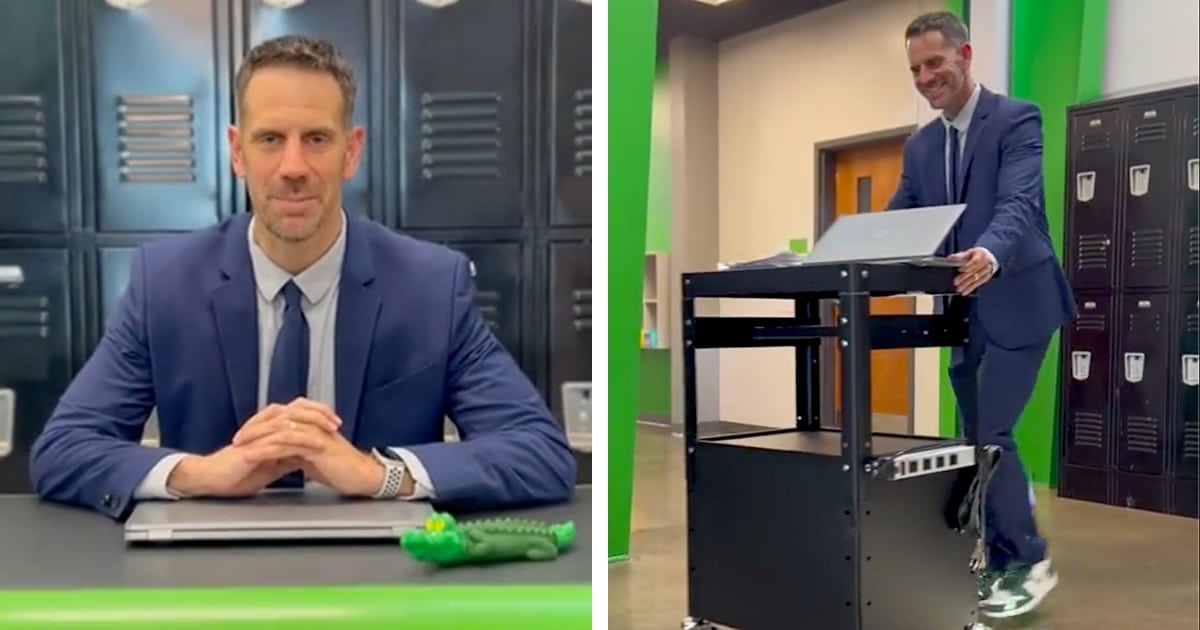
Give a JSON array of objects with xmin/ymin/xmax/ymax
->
[{"xmin": 609, "ymin": 425, "xmax": 1200, "ymax": 630}]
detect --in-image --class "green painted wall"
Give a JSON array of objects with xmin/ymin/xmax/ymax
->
[
  {"xmin": 637, "ymin": 349, "xmax": 672, "ymax": 419},
  {"xmin": 610, "ymin": 0, "xmax": 658, "ymax": 562},
  {"xmin": 1009, "ymin": 0, "xmax": 1108, "ymax": 487}
]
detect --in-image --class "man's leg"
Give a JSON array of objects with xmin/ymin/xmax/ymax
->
[{"xmin": 961, "ymin": 335, "xmax": 1057, "ymax": 618}]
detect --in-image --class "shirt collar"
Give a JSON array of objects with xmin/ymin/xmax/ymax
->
[
  {"xmin": 247, "ymin": 211, "xmax": 347, "ymax": 305},
  {"xmin": 943, "ymin": 82, "xmax": 982, "ymax": 132}
]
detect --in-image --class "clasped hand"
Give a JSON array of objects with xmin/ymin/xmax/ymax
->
[{"xmin": 169, "ymin": 399, "xmax": 383, "ymax": 498}]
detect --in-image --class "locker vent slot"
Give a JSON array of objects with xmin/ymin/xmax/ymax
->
[
  {"xmin": 1127, "ymin": 310, "xmax": 1162, "ymax": 334},
  {"xmin": 1128, "ymin": 229, "xmax": 1165, "ymax": 269},
  {"xmin": 1187, "ymin": 311, "xmax": 1199, "ymax": 336},
  {"xmin": 573, "ymin": 88, "xmax": 591, "ymax": 177},
  {"xmin": 1132, "ymin": 121, "xmax": 1168, "ymax": 144},
  {"xmin": 117, "ymin": 94, "xmax": 196, "ymax": 183},
  {"xmin": 1124, "ymin": 415, "xmax": 1159, "ymax": 454},
  {"xmin": 0, "ymin": 295, "xmax": 50, "ymax": 338},
  {"xmin": 1075, "ymin": 312, "xmax": 1106, "ymax": 332},
  {"xmin": 1075, "ymin": 234, "xmax": 1110, "ymax": 270},
  {"xmin": 572, "ymin": 288, "xmax": 591, "ymax": 331},
  {"xmin": 475, "ymin": 289, "xmax": 501, "ymax": 332},
  {"xmin": 419, "ymin": 91, "xmax": 502, "ymax": 180},
  {"xmin": 1080, "ymin": 131, "xmax": 1111, "ymax": 152},
  {"xmin": 1184, "ymin": 421, "xmax": 1199, "ymax": 461},
  {"xmin": 1188, "ymin": 226, "xmax": 1198, "ymax": 269},
  {"xmin": 0, "ymin": 94, "xmax": 49, "ymax": 184},
  {"xmin": 1072, "ymin": 411, "xmax": 1104, "ymax": 449},
  {"xmin": 1192, "ymin": 115, "xmax": 1198, "ymax": 138}
]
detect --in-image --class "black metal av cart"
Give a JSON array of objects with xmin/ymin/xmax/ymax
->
[{"xmin": 680, "ymin": 261, "xmax": 987, "ymax": 630}]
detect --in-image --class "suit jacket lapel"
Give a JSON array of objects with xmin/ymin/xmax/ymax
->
[
  {"xmin": 211, "ymin": 213, "xmax": 259, "ymax": 429},
  {"xmin": 958, "ymin": 87, "xmax": 996, "ymax": 200},
  {"xmin": 334, "ymin": 216, "xmax": 380, "ymax": 442}
]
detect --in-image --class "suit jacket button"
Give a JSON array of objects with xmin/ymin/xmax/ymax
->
[{"xmin": 103, "ymin": 494, "xmax": 114, "ymax": 507}]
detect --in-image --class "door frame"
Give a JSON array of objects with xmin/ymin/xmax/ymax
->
[{"xmin": 812, "ymin": 124, "xmax": 918, "ymax": 434}]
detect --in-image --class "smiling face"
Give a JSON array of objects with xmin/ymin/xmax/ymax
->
[
  {"xmin": 906, "ymin": 30, "xmax": 973, "ymax": 116},
  {"xmin": 228, "ymin": 65, "xmax": 363, "ymax": 245}
]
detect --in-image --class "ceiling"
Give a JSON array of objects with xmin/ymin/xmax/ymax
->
[{"xmin": 656, "ymin": 0, "xmax": 848, "ymax": 57}]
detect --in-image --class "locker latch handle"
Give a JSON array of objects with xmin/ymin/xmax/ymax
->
[
  {"xmin": 0, "ymin": 265, "xmax": 25, "ymax": 288},
  {"xmin": 1076, "ymin": 171, "xmax": 1095, "ymax": 202},
  {"xmin": 1071, "ymin": 350, "xmax": 1092, "ymax": 381},
  {"xmin": 1124, "ymin": 352, "xmax": 1145, "ymax": 383},
  {"xmin": 1188, "ymin": 158, "xmax": 1198, "ymax": 192},
  {"xmin": 1184, "ymin": 354, "xmax": 1199, "ymax": 387},
  {"xmin": 1129, "ymin": 165, "xmax": 1150, "ymax": 197},
  {"xmin": 0, "ymin": 388, "xmax": 13, "ymax": 458}
]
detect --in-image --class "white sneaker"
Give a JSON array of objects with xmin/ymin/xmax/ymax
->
[{"xmin": 980, "ymin": 558, "xmax": 1058, "ymax": 619}]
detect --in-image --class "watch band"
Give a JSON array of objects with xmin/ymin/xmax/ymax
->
[{"xmin": 371, "ymin": 448, "xmax": 406, "ymax": 499}]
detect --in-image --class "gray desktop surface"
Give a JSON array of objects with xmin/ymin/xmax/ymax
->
[{"xmin": 0, "ymin": 487, "xmax": 591, "ymax": 589}]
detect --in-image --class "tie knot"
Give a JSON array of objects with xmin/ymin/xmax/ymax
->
[{"xmin": 281, "ymin": 281, "xmax": 304, "ymax": 310}]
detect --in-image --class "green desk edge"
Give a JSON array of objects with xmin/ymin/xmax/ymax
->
[{"xmin": 0, "ymin": 585, "xmax": 590, "ymax": 628}]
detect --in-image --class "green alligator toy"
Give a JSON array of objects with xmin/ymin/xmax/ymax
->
[{"xmin": 400, "ymin": 512, "xmax": 575, "ymax": 566}]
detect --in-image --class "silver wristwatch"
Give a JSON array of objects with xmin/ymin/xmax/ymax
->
[{"xmin": 371, "ymin": 448, "xmax": 407, "ymax": 499}]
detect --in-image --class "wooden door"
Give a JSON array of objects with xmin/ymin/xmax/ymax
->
[{"xmin": 829, "ymin": 138, "xmax": 913, "ymax": 432}]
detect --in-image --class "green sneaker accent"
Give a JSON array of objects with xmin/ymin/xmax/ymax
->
[
  {"xmin": 982, "ymin": 559, "xmax": 1058, "ymax": 619},
  {"xmin": 976, "ymin": 567, "xmax": 1003, "ymax": 603}
]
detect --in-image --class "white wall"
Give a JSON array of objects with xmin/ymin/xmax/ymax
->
[
  {"xmin": 969, "ymin": 0, "xmax": 1009, "ymax": 95},
  {"xmin": 711, "ymin": 0, "xmax": 1010, "ymax": 432},
  {"xmin": 1104, "ymin": 0, "xmax": 1200, "ymax": 95},
  {"xmin": 715, "ymin": 0, "xmax": 944, "ymax": 430}
]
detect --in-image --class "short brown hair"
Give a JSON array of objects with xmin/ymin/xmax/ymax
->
[
  {"xmin": 234, "ymin": 35, "xmax": 357, "ymax": 125},
  {"xmin": 905, "ymin": 11, "xmax": 970, "ymax": 46}
]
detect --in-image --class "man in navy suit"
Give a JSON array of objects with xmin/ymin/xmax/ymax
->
[
  {"xmin": 887, "ymin": 13, "xmax": 1076, "ymax": 619},
  {"xmin": 29, "ymin": 35, "xmax": 576, "ymax": 520}
]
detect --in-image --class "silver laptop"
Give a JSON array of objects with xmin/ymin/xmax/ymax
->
[
  {"xmin": 124, "ymin": 487, "xmax": 432, "ymax": 543},
  {"xmin": 803, "ymin": 204, "xmax": 967, "ymax": 266}
]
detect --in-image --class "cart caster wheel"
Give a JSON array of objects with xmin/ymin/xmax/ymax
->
[{"xmin": 682, "ymin": 617, "xmax": 714, "ymax": 630}]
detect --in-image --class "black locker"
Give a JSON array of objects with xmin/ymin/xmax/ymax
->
[
  {"xmin": 1066, "ymin": 109, "xmax": 1120, "ymax": 289},
  {"xmin": 1060, "ymin": 293, "xmax": 1114, "ymax": 469},
  {"xmin": 442, "ymin": 242, "xmax": 525, "ymax": 372},
  {"xmin": 1179, "ymin": 95, "xmax": 1198, "ymax": 290},
  {"xmin": 243, "ymin": 0, "xmax": 375, "ymax": 218},
  {"xmin": 1119, "ymin": 99, "xmax": 1176, "ymax": 289},
  {"xmin": 0, "ymin": 249, "xmax": 71, "ymax": 493},
  {"xmin": 1115, "ymin": 293, "xmax": 1171, "ymax": 475},
  {"xmin": 1172, "ymin": 292, "xmax": 1198, "ymax": 481},
  {"xmin": 89, "ymin": 0, "xmax": 229, "ymax": 232},
  {"xmin": 547, "ymin": 241, "xmax": 590, "ymax": 423},
  {"xmin": 397, "ymin": 0, "xmax": 532, "ymax": 229},
  {"xmin": 0, "ymin": 0, "xmax": 70, "ymax": 234},
  {"xmin": 548, "ymin": 0, "xmax": 592, "ymax": 228}
]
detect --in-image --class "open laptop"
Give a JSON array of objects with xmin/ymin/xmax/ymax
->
[
  {"xmin": 124, "ymin": 487, "xmax": 432, "ymax": 543},
  {"xmin": 802, "ymin": 204, "xmax": 967, "ymax": 267}
]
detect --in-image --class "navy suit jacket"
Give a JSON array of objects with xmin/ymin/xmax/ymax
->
[
  {"xmin": 888, "ymin": 86, "xmax": 1076, "ymax": 349},
  {"xmin": 29, "ymin": 212, "xmax": 576, "ymax": 519}
]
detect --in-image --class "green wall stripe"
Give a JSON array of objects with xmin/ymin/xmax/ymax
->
[
  {"xmin": 0, "ymin": 585, "xmax": 590, "ymax": 628},
  {"xmin": 939, "ymin": 0, "xmax": 967, "ymax": 439},
  {"xmin": 1009, "ymin": 0, "xmax": 1108, "ymax": 487},
  {"xmin": 1077, "ymin": 0, "xmax": 1110, "ymax": 104},
  {"xmin": 609, "ymin": 0, "xmax": 659, "ymax": 562}
]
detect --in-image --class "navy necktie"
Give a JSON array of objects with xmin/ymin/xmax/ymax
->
[
  {"xmin": 947, "ymin": 125, "xmax": 962, "ymax": 253},
  {"xmin": 948, "ymin": 125, "xmax": 961, "ymax": 203},
  {"xmin": 267, "ymin": 281, "xmax": 308, "ymax": 488}
]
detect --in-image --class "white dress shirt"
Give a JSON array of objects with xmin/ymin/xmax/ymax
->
[{"xmin": 134, "ymin": 211, "xmax": 434, "ymax": 500}]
